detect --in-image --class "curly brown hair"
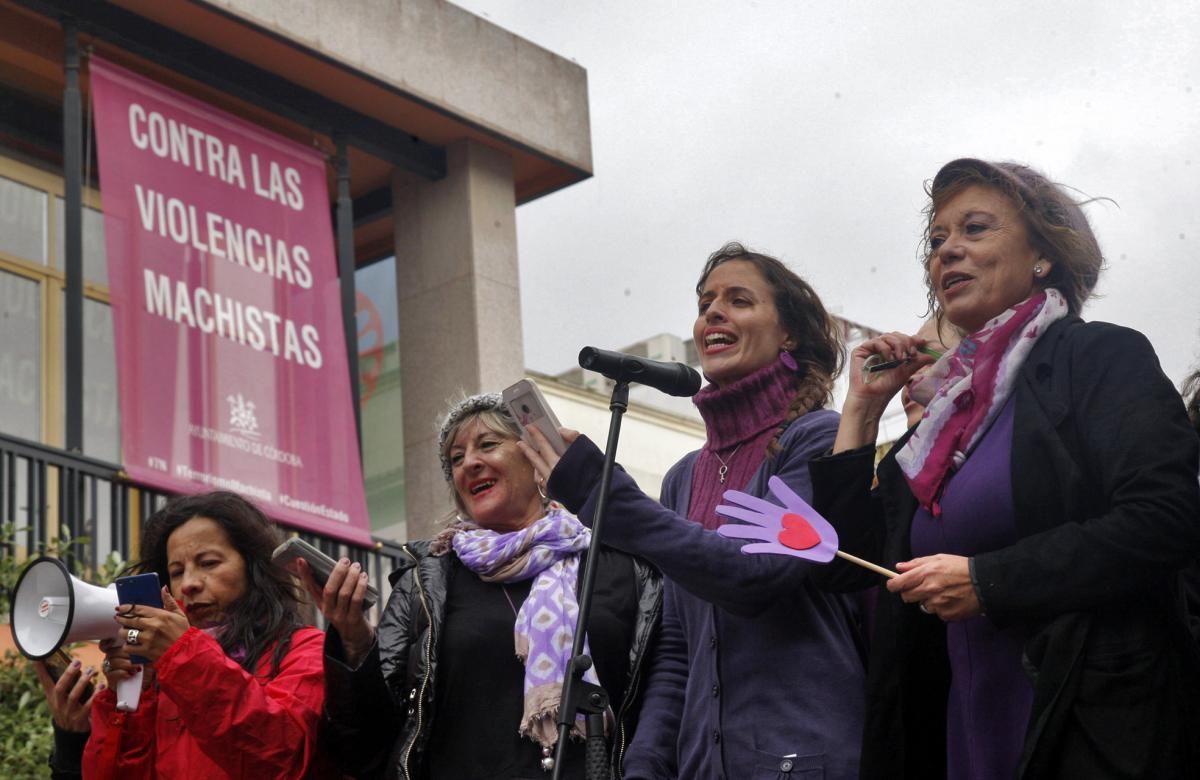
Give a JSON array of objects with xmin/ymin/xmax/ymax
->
[
  {"xmin": 696, "ymin": 242, "xmax": 844, "ymax": 457},
  {"xmin": 921, "ymin": 158, "xmax": 1106, "ymax": 321}
]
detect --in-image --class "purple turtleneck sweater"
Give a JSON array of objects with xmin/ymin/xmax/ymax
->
[{"xmin": 688, "ymin": 356, "xmax": 797, "ymax": 529}]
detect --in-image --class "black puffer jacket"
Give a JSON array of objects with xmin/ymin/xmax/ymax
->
[{"xmin": 322, "ymin": 539, "xmax": 663, "ymax": 780}]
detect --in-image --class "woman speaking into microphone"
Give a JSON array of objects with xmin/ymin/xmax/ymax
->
[
  {"xmin": 814, "ymin": 159, "xmax": 1200, "ymax": 778},
  {"xmin": 524, "ymin": 242, "xmax": 866, "ymax": 780}
]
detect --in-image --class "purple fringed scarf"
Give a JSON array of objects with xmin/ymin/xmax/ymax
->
[
  {"xmin": 897, "ymin": 289, "xmax": 1067, "ymax": 514},
  {"xmin": 445, "ymin": 508, "xmax": 603, "ymax": 749}
]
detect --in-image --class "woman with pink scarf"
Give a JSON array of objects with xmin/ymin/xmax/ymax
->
[{"xmin": 813, "ymin": 159, "xmax": 1200, "ymax": 779}]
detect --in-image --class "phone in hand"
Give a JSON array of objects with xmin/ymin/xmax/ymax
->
[
  {"xmin": 272, "ymin": 537, "xmax": 379, "ymax": 608},
  {"xmin": 502, "ymin": 379, "xmax": 567, "ymax": 456},
  {"xmin": 114, "ymin": 573, "xmax": 162, "ymax": 665}
]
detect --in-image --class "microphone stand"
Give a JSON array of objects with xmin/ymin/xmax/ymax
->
[{"xmin": 550, "ymin": 381, "xmax": 628, "ymax": 780}]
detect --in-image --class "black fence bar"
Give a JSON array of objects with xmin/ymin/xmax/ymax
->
[
  {"xmin": 335, "ymin": 133, "xmax": 363, "ymax": 453},
  {"xmin": 62, "ymin": 17, "xmax": 84, "ymax": 453},
  {"xmin": 0, "ymin": 432, "xmax": 403, "ymax": 610}
]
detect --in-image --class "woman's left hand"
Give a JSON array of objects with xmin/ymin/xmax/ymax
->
[
  {"xmin": 517, "ymin": 425, "xmax": 579, "ymax": 485},
  {"xmin": 113, "ymin": 586, "xmax": 191, "ymax": 663},
  {"xmin": 886, "ymin": 554, "xmax": 981, "ymax": 622}
]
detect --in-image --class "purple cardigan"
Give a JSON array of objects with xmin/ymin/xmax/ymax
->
[{"xmin": 549, "ymin": 409, "xmax": 866, "ymax": 780}]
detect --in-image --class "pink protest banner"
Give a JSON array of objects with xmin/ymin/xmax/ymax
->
[{"xmin": 89, "ymin": 57, "xmax": 371, "ymax": 545}]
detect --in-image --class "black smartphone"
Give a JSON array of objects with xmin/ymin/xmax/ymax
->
[
  {"xmin": 45, "ymin": 648, "xmax": 97, "ymax": 701},
  {"xmin": 114, "ymin": 572, "xmax": 162, "ymax": 664}
]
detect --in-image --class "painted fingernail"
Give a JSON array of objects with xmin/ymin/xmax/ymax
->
[
  {"xmin": 97, "ymin": 683, "xmax": 107, "ymax": 691},
  {"xmin": 350, "ymin": 562, "xmax": 361, "ymax": 571},
  {"xmin": 84, "ymin": 666, "xmax": 95, "ymax": 675},
  {"xmin": 339, "ymin": 557, "xmax": 350, "ymax": 566},
  {"xmin": 72, "ymin": 659, "xmax": 82, "ymax": 668}
]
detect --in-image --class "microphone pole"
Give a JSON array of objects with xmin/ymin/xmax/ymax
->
[{"xmin": 551, "ymin": 379, "xmax": 629, "ymax": 780}]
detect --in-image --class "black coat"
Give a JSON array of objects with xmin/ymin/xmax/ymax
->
[
  {"xmin": 812, "ymin": 316, "xmax": 1200, "ymax": 779},
  {"xmin": 321, "ymin": 539, "xmax": 663, "ymax": 780}
]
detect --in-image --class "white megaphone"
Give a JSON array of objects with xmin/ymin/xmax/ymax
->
[{"xmin": 10, "ymin": 557, "xmax": 145, "ymax": 711}]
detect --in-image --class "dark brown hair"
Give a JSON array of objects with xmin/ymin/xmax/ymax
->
[
  {"xmin": 696, "ymin": 241, "xmax": 844, "ymax": 457},
  {"xmin": 133, "ymin": 491, "xmax": 303, "ymax": 676},
  {"xmin": 921, "ymin": 158, "xmax": 1105, "ymax": 320}
]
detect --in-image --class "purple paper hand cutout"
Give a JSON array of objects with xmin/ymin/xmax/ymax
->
[{"xmin": 715, "ymin": 475, "xmax": 839, "ymax": 563}]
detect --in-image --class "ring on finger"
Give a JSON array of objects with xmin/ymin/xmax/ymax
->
[
  {"xmin": 102, "ymin": 659, "xmax": 112, "ymax": 674},
  {"xmin": 127, "ymin": 628, "xmax": 141, "ymax": 646}
]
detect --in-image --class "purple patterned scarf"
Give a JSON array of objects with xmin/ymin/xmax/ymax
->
[
  {"xmin": 446, "ymin": 508, "xmax": 602, "ymax": 749},
  {"xmin": 897, "ymin": 289, "xmax": 1067, "ymax": 515}
]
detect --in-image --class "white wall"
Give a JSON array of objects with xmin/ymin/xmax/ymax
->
[{"xmin": 535, "ymin": 372, "xmax": 706, "ymax": 501}]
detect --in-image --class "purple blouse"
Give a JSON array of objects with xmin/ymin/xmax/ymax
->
[{"xmin": 910, "ymin": 397, "xmax": 1033, "ymax": 780}]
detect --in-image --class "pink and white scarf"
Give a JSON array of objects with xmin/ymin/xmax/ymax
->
[
  {"xmin": 441, "ymin": 508, "xmax": 602, "ymax": 749},
  {"xmin": 897, "ymin": 289, "xmax": 1067, "ymax": 515}
]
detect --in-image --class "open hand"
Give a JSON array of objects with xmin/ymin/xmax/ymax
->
[{"xmin": 715, "ymin": 476, "xmax": 838, "ymax": 562}]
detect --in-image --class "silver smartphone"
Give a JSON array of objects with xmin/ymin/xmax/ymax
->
[
  {"xmin": 502, "ymin": 378, "xmax": 568, "ymax": 456},
  {"xmin": 272, "ymin": 537, "xmax": 379, "ymax": 608}
]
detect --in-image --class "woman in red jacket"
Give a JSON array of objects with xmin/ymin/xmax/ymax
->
[{"xmin": 37, "ymin": 491, "xmax": 335, "ymax": 779}]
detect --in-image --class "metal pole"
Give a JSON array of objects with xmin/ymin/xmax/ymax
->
[
  {"xmin": 335, "ymin": 134, "xmax": 362, "ymax": 452},
  {"xmin": 551, "ymin": 381, "xmax": 629, "ymax": 780},
  {"xmin": 63, "ymin": 18, "xmax": 84, "ymax": 453}
]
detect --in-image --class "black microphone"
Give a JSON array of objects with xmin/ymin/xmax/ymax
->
[{"xmin": 578, "ymin": 347, "xmax": 702, "ymax": 397}]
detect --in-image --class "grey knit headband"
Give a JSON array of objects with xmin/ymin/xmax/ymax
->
[{"xmin": 436, "ymin": 392, "xmax": 507, "ymax": 482}]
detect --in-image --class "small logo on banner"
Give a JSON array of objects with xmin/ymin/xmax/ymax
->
[{"xmin": 226, "ymin": 393, "xmax": 261, "ymax": 439}]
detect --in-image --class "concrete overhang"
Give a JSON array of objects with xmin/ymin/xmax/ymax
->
[{"xmin": 0, "ymin": 0, "xmax": 592, "ymax": 260}]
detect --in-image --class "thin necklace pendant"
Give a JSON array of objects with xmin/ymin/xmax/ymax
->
[
  {"xmin": 501, "ymin": 584, "xmax": 519, "ymax": 618},
  {"xmin": 713, "ymin": 444, "xmax": 741, "ymax": 485}
]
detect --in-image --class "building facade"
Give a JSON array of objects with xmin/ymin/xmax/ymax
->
[{"xmin": 0, "ymin": 0, "xmax": 592, "ymax": 560}]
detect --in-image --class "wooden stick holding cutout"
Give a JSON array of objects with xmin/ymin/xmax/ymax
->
[{"xmin": 715, "ymin": 476, "xmax": 898, "ymax": 579}]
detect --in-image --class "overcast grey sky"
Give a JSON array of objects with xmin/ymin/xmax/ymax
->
[{"xmin": 455, "ymin": 0, "xmax": 1200, "ymax": 388}]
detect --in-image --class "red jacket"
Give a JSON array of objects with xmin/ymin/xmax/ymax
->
[{"xmin": 84, "ymin": 626, "xmax": 333, "ymax": 779}]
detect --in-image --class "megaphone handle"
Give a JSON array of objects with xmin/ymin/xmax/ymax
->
[{"xmin": 115, "ymin": 669, "xmax": 144, "ymax": 712}]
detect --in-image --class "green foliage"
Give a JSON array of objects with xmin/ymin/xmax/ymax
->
[
  {"xmin": 0, "ymin": 523, "xmax": 125, "ymax": 776},
  {"xmin": 0, "ymin": 649, "xmax": 54, "ymax": 778}
]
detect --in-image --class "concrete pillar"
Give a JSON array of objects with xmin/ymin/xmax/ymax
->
[{"xmin": 393, "ymin": 139, "xmax": 524, "ymax": 541}]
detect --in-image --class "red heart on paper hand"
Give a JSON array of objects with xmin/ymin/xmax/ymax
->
[{"xmin": 777, "ymin": 512, "xmax": 821, "ymax": 550}]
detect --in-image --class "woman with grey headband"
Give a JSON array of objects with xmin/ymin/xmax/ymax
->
[{"xmin": 302, "ymin": 393, "xmax": 661, "ymax": 780}]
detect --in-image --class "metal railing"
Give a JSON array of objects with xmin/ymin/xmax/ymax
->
[{"xmin": 0, "ymin": 431, "xmax": 405, "ymax": 613}]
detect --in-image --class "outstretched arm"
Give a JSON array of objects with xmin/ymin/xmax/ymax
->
[{"xmin": 539, "ymin": 414, "xmax": 840, "ymax": 616}]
